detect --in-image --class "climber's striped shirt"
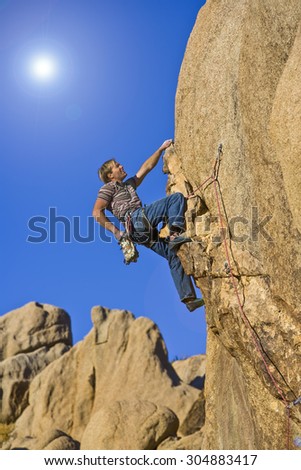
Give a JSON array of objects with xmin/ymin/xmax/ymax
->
[{"xmin": 97, "ymin": 176, "xmax": 142, "ymax": 222}]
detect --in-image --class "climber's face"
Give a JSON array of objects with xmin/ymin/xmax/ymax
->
[{"xmin": 108, "ymin": 162, "xmax": 127, "ymax": 182}]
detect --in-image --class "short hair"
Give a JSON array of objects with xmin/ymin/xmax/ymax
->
[{"xmin": 98, "ymin": 158, "xmax": 116, "ymax": 183}]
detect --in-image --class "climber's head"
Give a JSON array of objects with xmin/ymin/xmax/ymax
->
[{"xmin": 98, "ymin": 159, "xmax": 127, "ymax": 183}]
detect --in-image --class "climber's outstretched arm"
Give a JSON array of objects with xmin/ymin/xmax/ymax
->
[{"xmin": 135, "ymin": 139, "xmax": 173, "ymax": 187}]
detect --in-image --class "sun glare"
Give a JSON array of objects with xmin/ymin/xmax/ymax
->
[
  {"xmin": 29, "ymin": 55, "xmax": 58, "ymax": 81},
  {"xmin": 14, "ymin": 39, "xmax": 73, "ymax": 96}
]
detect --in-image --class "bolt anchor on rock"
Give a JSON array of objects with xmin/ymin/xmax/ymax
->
[
  {"xmin": 211, "ymin": 143, "xmax": 223, "ymax": 180},
  {"xmin": 224, "ymin": 261, "xmax": 231, "ymax": 275},
  {"xmin": 287, "ymin": 396, "xmax": 301, "ymax": 409}
]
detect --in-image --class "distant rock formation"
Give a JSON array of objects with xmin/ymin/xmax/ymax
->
[
  {"xmin": 1, "ymin": 303, "xmax": 204, "ymax": 450},
  {"xmin": 0, "ymin": 302, "xmax": 72, "ymax": 424},
  {"xmin": 163, "ymin": 0, "xmax": 301, "ymax": 450}
]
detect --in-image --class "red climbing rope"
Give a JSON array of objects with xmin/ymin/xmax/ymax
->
[
  {"xmin": 186, "ymin": 175, "xmax": 213, "ymax": 198},
  {"xmin": 212, "ymin": 178, "xmax": 289, "ymax": 403},
  {"xmin": 188, "ymin": 144, "xmax": 294, "ymax": 449},
  {"xmin": 212, "ymin": 176, "xmax": 291, "ymax": 450}
]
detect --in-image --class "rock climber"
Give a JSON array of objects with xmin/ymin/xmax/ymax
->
[{"xmin": 92, "ymin": 139, "xmax": 205, "ymax": 312}]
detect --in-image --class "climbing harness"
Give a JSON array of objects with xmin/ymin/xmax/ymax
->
[
  {"xmin": 128, "ymin": 208, "xmax": 158, "ymax": 248},
  {"xmin": 120, "ymin": 209, "xmax": 158, "ymax": 265},
  {"xmin": 189, "ymin": 143, "xmax": 301, "ymax": 449},
  {"xmin": 125, "ymin": 208, "xmax": 159, "ymax": 248}
]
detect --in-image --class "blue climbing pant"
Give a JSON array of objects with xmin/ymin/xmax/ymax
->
[{"xmin": 130, "ymin": 192, "xmax": 196, "ymax": 302}]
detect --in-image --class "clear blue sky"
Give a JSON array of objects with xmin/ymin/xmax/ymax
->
[{"xmin": 0, "ymin": 0, "xmax": 207, "ymax": 361}]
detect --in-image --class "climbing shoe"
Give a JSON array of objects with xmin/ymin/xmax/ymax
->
[
  {"xmin": 168, "ymin": 236, "xmax": 192, "ymax": 251},
  {"xmin": 185, "ymin": 298, "xmax": 205, "ymax": 312}
]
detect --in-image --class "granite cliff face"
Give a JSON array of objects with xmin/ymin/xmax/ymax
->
[
  {"xmin": 1, "ymin": 0, "xmax": 301, "ymax": 450},
  {"xmin": 163, "ymin": 0, "xmax": 301, "ymax": 449}
]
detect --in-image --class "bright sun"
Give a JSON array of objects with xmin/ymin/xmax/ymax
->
[
  {"xmin": 14, "ymin": 39, "xmax": 72, "ymax": 96},
  {"xmin": 29, "ymin": 55, "xmax": 58, "ymax": 81}
]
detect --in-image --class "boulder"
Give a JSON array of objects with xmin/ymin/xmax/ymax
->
[
  {"xmin": 81, "ymin": 400, "xmax": 178, "ymax": 450},
  {"xmin": 5, "ymin": 307, "xmax": 201, "ymax": 449},
  {"xmin": 0, "ymin": 301, "xmax": 72, "ymax": 359},
  {"xmin": 173, "ymin": 355, "xmax": 206, "ymax": 390},
  {"xmin": 0, "ymin": 343, "xmax": 69, "ymax": 423},
  {"xmin": 0, "ymin": 302, "xmax": 72, "ymax": 424}
]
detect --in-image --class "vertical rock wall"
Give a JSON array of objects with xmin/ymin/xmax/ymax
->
[{"xmin": 165, "ymin": 0, "xmax": 301, "ymax": 449}]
